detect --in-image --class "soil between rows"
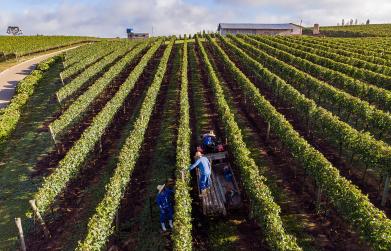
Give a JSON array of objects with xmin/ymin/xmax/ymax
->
[
  {"xmin": 189, "ymin": 42, "xmax": 267, "ymax": 250},
  {"xmin": 106, "ymin": 44, "xmax": 178, "ymax": 250}
]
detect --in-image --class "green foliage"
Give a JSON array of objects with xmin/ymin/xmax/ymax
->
[
  {"xmin": 239, "ymin": 35, "xmax": 391, "ymax": 113},
  {"xmin": 249, "ymin": 35, "xmax": 391, "ymax": 91},
  {"xmin": 75, "ymin": 37, "xmax": 175, "ymax": 251},
  {"xmin": 60, "ymin": 41, "xmax": 124, "ymax": 81},
  {"xmin": 320, "ymin": 24, "xmax": 391, "ymax": 37},
  {"xmin": 0, "ymin": 56, "xmax": 58, "ymax": 144},
  {"xmin": 303, "ymin": 36, "xmax": 391, "ymax": 60},
  {"xmin": 33, "ymin": 39, "xmax": 163, "ymax": 215},
  {"xmin": 199, "ymin": 35, "xmax": 301, "ymax": 251},
  {"xmin": 172, "ymin": 39, "xmax": 193, "ymax": 250},
  {"xmin": 50, "ymin": 40, "xmax": 153, "ymax": 139},
  {"xmin": 217, "ymin": 34, "xmax": 391, "ymax": 251},
  {"xmin": 0, "ymin": 36, "xmax": 97, "ymax": 60},
  {"xmin": 229, "ymin": 35, "xmax": 391, "ymax": 142},
  {"xmin": 229, "ymin": 34, "xmax": 391, "ymax": 175},
  {"xmin": 56, "ymin": 41, "xmax": 137, "ymax": 103},
  {"xmin": 63, "ymin": 43, "xmax": 99, "ymax": 68},
  {"xmin": 270, "ymin": 35, "xmax": 391, "ymax": 76},
  {"xmin": 279, "ymin": 35, "xmax": 391, "ymax": 67}
]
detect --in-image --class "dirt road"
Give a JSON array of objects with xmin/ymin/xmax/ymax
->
[{"xmin": 0, "ymin": 46, "xmax": 78, "ymax": 109}]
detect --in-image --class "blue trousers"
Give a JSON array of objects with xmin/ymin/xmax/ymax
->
[
  {"xmin": 160, "ymin": 207, "xmax": 173, "ymax": 223},
  {"xmin": 199, "ymin": 173, "xmax": 211, "ymax": 190}
]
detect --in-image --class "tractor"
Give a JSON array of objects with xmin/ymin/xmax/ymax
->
[{"xmin": 195, "ymin": 131, "xmax": 241, "ymax": 215}]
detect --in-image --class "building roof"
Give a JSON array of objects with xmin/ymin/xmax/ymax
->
[{"xmin": 218, "ymin": 23, "xmax": 301, "ymax": 31}]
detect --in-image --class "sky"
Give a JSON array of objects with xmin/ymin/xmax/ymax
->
[{"xmin": 0, "ymin": 0, "xmax": 390, "ymax": 37}]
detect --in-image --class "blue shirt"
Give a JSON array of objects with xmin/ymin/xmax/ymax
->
[
  {"xmin": 156, "ymin": 188, "xmax": 173, "ymax": 209},
  {"xmin": 188, "ymin": 156, "xmax": 211, "ymax": 175},
  {"xmin": 203, "ymin": 136, "xmax": 213, "ymax": 146}
]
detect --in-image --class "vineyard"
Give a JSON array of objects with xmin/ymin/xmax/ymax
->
[
  {"xmin": 0, "ymin": 36, "xmax": 98, "ymax": 61},
  {"xmin": 1, "ymin": 33, "xmax": 391, "ymax": 251},
  {"xmin": 317, "ymin": 24, "xmax": 391, "ymax": 37}
]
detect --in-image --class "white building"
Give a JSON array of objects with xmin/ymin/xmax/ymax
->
[{"xmin": 217, "ymin": 23, "xmax": 302, "ymax": 36}]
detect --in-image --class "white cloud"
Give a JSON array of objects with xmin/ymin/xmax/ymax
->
[
  {"xmin": 214, "ymin": 0, "xmax": 391, "ymax": 26},
  {"xmin": 1, "ymin": 0, "xmax": 225, "ymax": 37},
  {"xmin": 0, "ymin": 0, "xmax": 390, "ymax": 37}
]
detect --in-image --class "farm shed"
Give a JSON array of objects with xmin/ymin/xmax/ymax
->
[
  {"xmin": 126, "ymin": 28, "xmax": 149, "ymax": 40},
  {"xmin": 127, "ymin": 32, "xmax": 149, "ymax": 40},
  {"xmin": 217, "ymin": 23, "xmax": 302, "ymax": 36}
]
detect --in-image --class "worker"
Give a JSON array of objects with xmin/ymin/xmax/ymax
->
[
  {"xmin": 187, "ymin": 151, "xmax": 211, "ymax": 196},
  {"xmin": 223, "ymin": 166, "xmax": 233, "ymax": 182},
  {"xmin": 202, "ymin": 130, "xmax": 216, "ymax": 153},
  {"xmin": 156, "ymin": 184, "xmax": 174, "ymax": 231}
]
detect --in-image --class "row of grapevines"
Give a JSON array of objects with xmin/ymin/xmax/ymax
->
[
  {"xmin": 61, "ymin": 42, "xmax": 117, "ymax": 82},
  {"xmin": 321, "ymin": 37, "xmax": 391, "ymax": 59},
  {"xmin": 50, "ymin": 40, "xmax": 152, "ymax": 139},
  {"xmin": 33, "ymin": 39, "xmax": 163, "ymax": 216},
  {"xmin": 314, "ymin": 37, "xmax": 391, "ymax": 60},
  {"xmin": 320, "ymin": 24, "xmax": 391, "ymax": 37},
  {"xmin": 172, "ymin": 38, "xmax": 192, "ymax": 250},
  {"xmin": 229, "ymin": 35, "xmax": 391, "ymax": 140},
  {"xmin": 0, "ymin": 56, "xmax": 59, "ymax": 144},
  {"xmin": 284, "ymin": 35, "xmax": 391, "ymax": 69},
  {"xmin": 238, "ymin": 35, "xmax": 391, "ymax": 113},
  {"xmin": 225, "ymin": 35, "xmax": 391, "ymax": 176},
  {"xmin": 251, "ymin": 35, "xmax": 391, "ymax": 91},
  {"xmin": 0, "ymin": 36, "xmax": 96, "ymax": 59},
  {"xmin": 302, "ymin": 35, "xmax": 391, "ymax": 59},
  {"xmin": 270, "ymin": 35, "xmax": 391, "ymax": 76},
  {"xmin": 199, "ymin": 35, "xmax": 301, "ymax": 251},
  {"xmin": 210, "ymin": 35, "xmax": 391, "ymax": 251},
  {"xmin": 56, "ymin": 42, "xmax": 137, "ymax": 104},
  {"xmin": 284, "ymin": 36, "xmax": 391, "ymax": 67},
  {"xmin": 76, "ymin": 37, "xmax": 175, "ymax": 251},
  {"xmin": 63, "ymin": 42, "xmax": 100, "ymax": 68}
]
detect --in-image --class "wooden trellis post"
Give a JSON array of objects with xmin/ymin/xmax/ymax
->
[
  {"xmin": 59, "ymin": 73, "xmax": 65, "ymax": 86},
  {"xmin": 15, "ymin": 218, "xmax": 26, "ymax": 251},
  {"xmin": 29, "ymin": 200, "xmax": 51, "ymax": 238},
  {"xmin": 55, "ymin": 93, "xmax": 61, "ymax": 106},
  {"xmin": 49, "ymin": 125, "xmax": 56, "ymax": 145},
  {"xmin": 381, "ymin": 174, "xmax": 390, "ymax": 207},
  {"xmin": 316, "ymin": 185, "xmax": 322, "ymax": 213},
  {"xmin": 265, "ymin": 122, "xmax": 271, "ymax": 142}
]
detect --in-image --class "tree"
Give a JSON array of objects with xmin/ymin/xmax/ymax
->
[
  {"xmin": 342, "ymin": 19, "xmax": 345, "ymax": 26},
  {"xmin": 355, "ymin": 19, "xmax": 358, "ymax": 25},
  {"xmin": 366, "ymin": 19, "xmax": 370, "ymax": 25},
  {"xmin": 350, "ymin": 19, "xmax": 354, "ymax": 25}
]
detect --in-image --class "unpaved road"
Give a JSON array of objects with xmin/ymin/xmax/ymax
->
[{"xmin": 0, "ymin": 46, "xmax": 79, "ymax": 108}]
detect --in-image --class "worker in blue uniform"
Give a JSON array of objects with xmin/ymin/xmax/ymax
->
[
  {"xmin": 202, "ymin": 130, "xmax": 216, "ymax": 153},
  {"xmin": 156, "ymin": 184, "xmax": 174, "ymax": 231},
  {"xmin": 187, "ymin": 151, "xmax": 211, "ymax": 196}
]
